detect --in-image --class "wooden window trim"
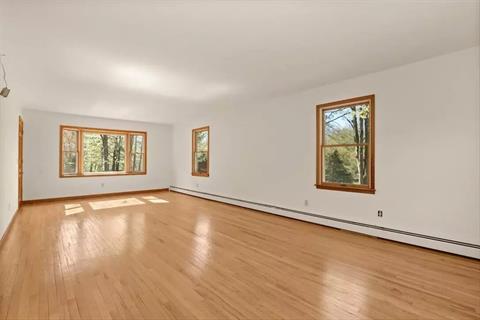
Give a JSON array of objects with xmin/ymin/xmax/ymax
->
[
  {"xmin": 316, "ymin": 95, "xmax": 375, "ymax": 194},
  {"xmin": 60, "ymin": 125, "xmax": 147, "ymax": 178},
  {"xmin": 192, "ymin": 126, "xmax": 210, "ymax": 177}
]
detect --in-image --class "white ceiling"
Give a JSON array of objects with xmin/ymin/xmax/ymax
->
[{"xmin": 1, "ymin": 0, "xmax": 478, "ymax": 123}]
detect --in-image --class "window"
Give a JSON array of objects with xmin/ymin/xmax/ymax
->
[
  {"xmin": 62, "ymin": 129, "xmax": 79, "ymax": 175},
  {"xmin": 130, "ymin": 134, "xmax": 146, "ymax": 173},
  {"xmin": 192, "ymin": 126, "xmax": 209, "ymax": 177},
  {"xmin": 316, "ymin": 95, "xmax": 375, "ymax": 194},
  {"xmin": 60, "ymin": 125, "xmax": 147, "ymax": 177}
]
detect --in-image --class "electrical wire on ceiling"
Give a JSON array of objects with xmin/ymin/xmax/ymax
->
[{"xmin": 0, "ymin": 54, "xmax": 11, "ymax": 98}]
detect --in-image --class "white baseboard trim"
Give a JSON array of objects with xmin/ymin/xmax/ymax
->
[{"xmin": 170, "ymin": 186, "xmax": 480, "ymax": 259}]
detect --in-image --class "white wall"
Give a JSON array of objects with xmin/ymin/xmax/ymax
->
[
  {"xmin": 0, "ymin": 96, "xmax": 21, "ymax": 239},
  {"xmin": 172, "ymin": 46, "xmax": 480, "ymax": 257},
  {"xmin": 23, "ymin": 110, "xmax": 173, "ymax": 200}
]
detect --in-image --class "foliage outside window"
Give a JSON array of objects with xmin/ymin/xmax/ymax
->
[
  {"xmin": 316, "ymin": 95, "xmax": 375, "ymax": 194},
  {"xmin": 60, "ymin": 126, "xmax": 146, "ymax": 177},
  {"xmin": 192, "ymin": 126, "xmax": 209, "ymax": 177}
]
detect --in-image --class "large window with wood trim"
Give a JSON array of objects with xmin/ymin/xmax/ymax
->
[
  {"xmin": 192, "ymin": 126, "xmax": 209, "ymax": 177},
  {"xmin": 60, "ymin": 125, "xmax": 147, "ymax": 177},
  {"xmin": 316, "ymin": 95, "xmax": 375, "ymax": 194}
]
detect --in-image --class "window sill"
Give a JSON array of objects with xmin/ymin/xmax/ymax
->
[
  {"xmin": 60, "ymin": 172, "xmax": 147, "ymax": 178},
  {"xmin": 192, "ymin": 173, "xmax": 209, "ymax": 177},
  {"xmin": 315, "ymin": 184, "xmax": 375, "ymax": 194}
]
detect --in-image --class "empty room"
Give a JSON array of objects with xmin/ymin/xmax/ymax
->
[{"xmin": 0, "ymin": 0, "xmax": 479, "ymax": 319}]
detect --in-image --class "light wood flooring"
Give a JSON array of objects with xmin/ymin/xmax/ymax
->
[{"xmin": 0, "ymin": 190, "xmax": 479, "ymax": 319}]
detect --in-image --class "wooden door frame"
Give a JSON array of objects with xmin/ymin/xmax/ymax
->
[{"xmin": 18, "ymin": 116, "xmax": 23, "ymax": 208}]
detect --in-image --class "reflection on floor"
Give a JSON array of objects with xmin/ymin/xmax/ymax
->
[
  {"xmin": 141, "ymin": 196, "xmax": 158, "ymax": 200},
  {"xmin": 142, "ymin": 196, "xmax": 169, "ymax": 204},
  {"xmin": 89, "ymin": 197, "xmax": 145, "ymax": 210},
  {"xmin": 2, "ymin": 190, "xmax": 480, "ymax": 319},
  {"xmin": 64, "ymin": 195, "xmax": 170, "ymax": 215},
  {"xmin": 64, "ymin": 203, "xmax": 84, "ymax": 215}
]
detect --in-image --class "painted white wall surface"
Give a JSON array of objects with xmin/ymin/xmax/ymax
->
[
  {"xmin": 23, "ymin": 110, "xmax": 173, "ymax": 200},
  {"xmin": 0, "ymin": 96, "xmax": 20, "ymax": 239},
  {"xmin": 172, "ymin": 46, "xmax": 480, "ymax": 257}
]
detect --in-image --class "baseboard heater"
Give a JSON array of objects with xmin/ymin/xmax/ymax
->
[{"xmin": 170, "ymin": 186, "xmax": 480, "ymax": 258}]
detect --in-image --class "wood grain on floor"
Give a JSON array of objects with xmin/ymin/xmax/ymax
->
[{"xmin": 1, "ymin": 191, "xmax": 479, "ymax": 319}]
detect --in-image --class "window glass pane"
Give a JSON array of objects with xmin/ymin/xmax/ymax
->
[
  {"xmin": 131, "ymin": 153, "xmax": 145, "ymax": 172},
  {"xmin": 324, "ymin": 103, "xmax": 370, "ymax": 145},
  {"xmin": 63, "ymin": 151, "xmax": 77, "ymax": 175},
  {"xmin": 63, "ymin": 129, "xmax": 77, "ymax": 151},
  {"xmin": 323, "ymin": 146, "xmax": 369, "ymax": 185},
  {"xmin": 195, "ymin": 151, "xmax": 208, "ymax": 174},
  {"xmin": 83, "ymin": 132, "xmax": 126, "ymax": 173},
  {"xmin": 195, "ymin": 130, "xmax": 208, "ymax": 152},
  {"xmin": 130, "ymin": 134, "xmax": 144, "ymax": 154}
]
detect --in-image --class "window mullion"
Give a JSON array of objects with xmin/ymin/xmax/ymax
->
[
  {"xmin": 78, "ymin": 130, "xmax": 83, "ymax": 176},
  {"xmin": 126, "ymin": 133, "xmax": 131, "ymax": 174},
  {"xmin": 322, "ymin": 143, "xmax": 369, "ymax": 148}
]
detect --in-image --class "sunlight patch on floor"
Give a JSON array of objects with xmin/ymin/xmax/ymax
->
[
  {"xmin": 142, "ymin": 196, "xmax": 169, "ymax": 204},
  {"xmin": 89, "ymin": 198, "xmax": 145, "ymax": 210},
  {"xmin": 149, "ymin": 199, "xmax": 169, "ymax": 203},
  {"xmin": 64, "ymin": 204, "xmax": 84, "ymax": 215}
]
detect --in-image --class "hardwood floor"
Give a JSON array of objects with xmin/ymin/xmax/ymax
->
[{"xmin": 1, "ymin": 190, "xmax": 479, "ymax": 319}]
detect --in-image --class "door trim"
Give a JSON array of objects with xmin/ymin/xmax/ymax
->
[{"xmin": 18, "ymin": 116, "xmax": 23, "ymax": 207}]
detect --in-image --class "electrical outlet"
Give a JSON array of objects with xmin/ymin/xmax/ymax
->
[
  {"xmin": 378, "ymin": 210, "xmax": 383, "ymax": 217},
  {"xmin": 304, "ymin": 200, "xmax": 309, "ymax": 206},
  {"xmin": 196, "ymin": 183, "xmax": 200, "ymax": 188},
  {"xmin": 101, "ymin": 183, "xmax": 105, "ymax": 188}
]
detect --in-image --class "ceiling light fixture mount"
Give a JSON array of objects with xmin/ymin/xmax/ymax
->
[{"xmin": 0, "ymin": 54, "xmax": 11, "ymax": 98}]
